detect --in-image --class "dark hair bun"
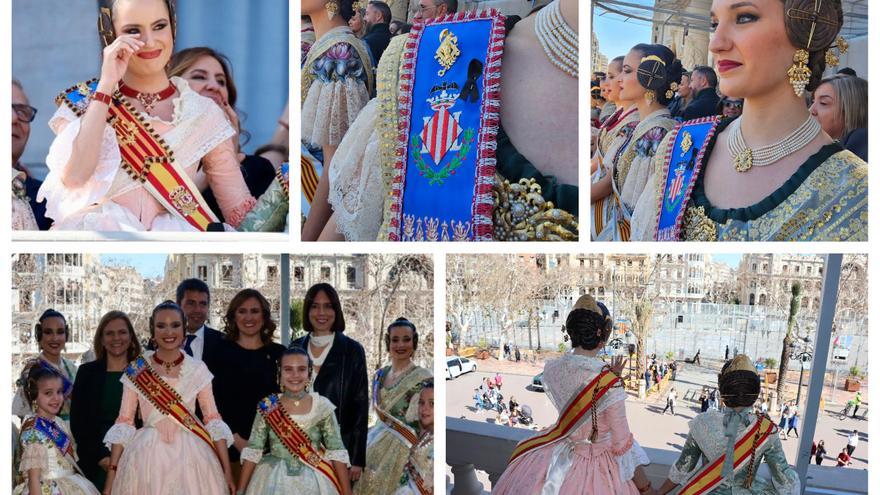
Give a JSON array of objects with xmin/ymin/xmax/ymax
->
[
  {"xmin": 783, "ymin": 0, "xmax": 843, "ymax": 91},
  {"xmin": 718, "ymin": 367, "xmax": 760, "ymax": 408},
  {"xmin": 633, "ymin": 43, "xmax": 681, "ymax": 105},
  {"xmin": 564, "ymin": 305, "xmax": 612, "ymax": 351}
]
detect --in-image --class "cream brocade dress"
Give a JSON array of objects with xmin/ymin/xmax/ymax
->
[
  {"xmin": 103, "ymin": 353, "xmax": 234, "ymax": 495},
  {"xmin": 39, "ymin": 77, "xmax": 256, "ymax": 231},
  {"xmin": 14, "ymin": 416, "xmax": 99, "ymax": 495}
]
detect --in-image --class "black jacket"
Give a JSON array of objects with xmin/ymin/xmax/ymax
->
[
  {"xmin": 363, "ymin": 23, "xmax": 392, "ymax": 66},
  {"xmin": 201, "ymin": 325, "xmax": 225, "ymax": 369},
  {"xmin": 681, "ymin": 88, "xmax": 720, "ymax": 121},
  {"xmin": 23, "ymin": 173, "xmax": 50, "ymax": 230},
  {"xmin": 70, "ymin": 359, "xmax": 141, "ymax": 487},
  {"xmin": 290, "ymin": 332, "xmax": 369, "ymax": 467}
]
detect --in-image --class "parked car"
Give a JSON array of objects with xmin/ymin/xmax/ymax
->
[
  {"xmin": 532, "ymin": 372, "xmax": 544, "ymax": 391},
  {"xmin": 446, "ymin": 356, "xmax": 477, "ymax": 379}
]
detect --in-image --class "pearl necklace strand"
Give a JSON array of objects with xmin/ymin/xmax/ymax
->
[
  {"xmin": 535, "ymin": 0, "xmax": 578, "ymax": 79},
  {"xmin": 727, "ymin": 115, "xmax": 821, "ymax": 172}
]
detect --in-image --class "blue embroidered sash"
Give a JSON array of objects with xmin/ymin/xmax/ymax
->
[
  {"xmin": 386, "ymin": 10, "xmax": 506, "ymax": 241},
  {"xmin": 32, "ymin": 417, "xmax": 74, "ymax": 457},
  {"xmin": 655, "ymin": 117, "xmax": 720, "ymax": 240}
]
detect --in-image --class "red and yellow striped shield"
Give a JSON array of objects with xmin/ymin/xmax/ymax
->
[
  {"xmin": 508, "ymin": 368, "xmax": 620, "ymax": 465},
  {"xmin": 678, "ymin": 414, "xmax": 776, "ymax": 495},
  {"xmin": 125, "ymin": 356, "xmax": 215, "ymax": 451},
  {"xmin": 259, "ymin": 395, "xmax": 343, "ymax": 495}
]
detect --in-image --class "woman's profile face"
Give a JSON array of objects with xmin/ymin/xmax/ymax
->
[
  {"xmin": 708, "ymin": 0, "xmax": 797, "ymax": 99},
  {"xmin": 179, "ymin": 55, "xmax": 230, "ymax": 107},
  {"xmin": 605, "ymin": 60, "xmax": 623, "ymax": 103},
  {"xmin": 809, "ymin": 82, "xmax": 845, "ymax": 139},
  {"xmin": 349, "ymin": 11, "xmax": 364, "ymax": 32},
  {"xmin": 112, "ymin": 0, "xmax": 174, "ymax": 77},
  {"xmin": 618, "ymin": 49, "xmax": 646, "ymax": 102}
]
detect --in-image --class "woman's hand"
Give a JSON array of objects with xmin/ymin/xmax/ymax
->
[
  {"xmin": 102, "ymin": 471, "xmax": 115, "ymax": 495},
  {"xmin": 232, "ymin": 433, "xmax": 248, "ymax": 453},
  {"xmin": 611, "ymin": 355, "xmax": 627, "ymax": 376},
  {"xmin": 100, "ymin": 35, "xmax": 143, "ymax": 88},
  {"xmin": 225, "ymin": 468, "xmax": 236, "ymax": 494},
  {"xmin": 349, "ymin": 465, "xmax": 362, "ymax": 482}
]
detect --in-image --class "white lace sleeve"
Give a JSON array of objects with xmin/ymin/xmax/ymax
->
[
  {"xmin": 39, "ymin": 104, "xmax": 120, "ymax": 224},
  {"xmin": 327, "ymin": 98, "xmax": 385, "ymax": 241},
  {"xmin": 325, "ymin": 448, "xmax": 351, "ymax": 466},
  {"xmin": 240, "ymin": 447, "xmax": 263, "ymax": 464},
  {"xmin": 301, "ymin": 72, "xmax": 370, "ymax": 148},
  {"xmin": 618, "ymin": 439, "xmax": 651, "ymax": 482},
  {"xmin": 206, "ymin": 419, "xmax": 234, "ymax": 444},
  {"xmin": 103, "ymin": 423, "xmax": 136, "ymax": 449}
]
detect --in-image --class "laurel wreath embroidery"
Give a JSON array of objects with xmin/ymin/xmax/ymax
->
[{"xmin": 411, "ymin": 128, "xmax": 475, "ymax": 186}]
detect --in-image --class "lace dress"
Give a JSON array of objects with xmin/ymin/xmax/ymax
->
[
  {"xmin": 39, "ymin": 77, "xmax": 256, "ymax": 231},
  {"xmin": 14, "ymin": 416, "xmax": 99, "ymax": 495},
  {"xmin": 668, "ymin": 410, "xmax": 800, "ymax": 494},
  {"xmin": 241, "ymin": 393, "xmax": 350, "ymax": 495},
  {"xmin": 102, "ymin": 352, "xmax": 233, "ymax": 495},
  {"xmin": 393, "ymin": 433, "xmax": 433, "ymax": 495},
  {"xmin": 493, "ymin": 354, "xmax": 649, "ymax": 495}
]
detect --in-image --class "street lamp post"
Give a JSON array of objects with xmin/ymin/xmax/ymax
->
[{"xmin": 790, "ymin": 336, "xmax": 814, "ymax": 407}]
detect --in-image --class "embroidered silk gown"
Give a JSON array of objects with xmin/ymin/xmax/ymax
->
[
  {"xmin": 596, "ymin": 109, "xmax": 676, "ymax": 241},
  {"xmin": 241, "ymin": 393, "xmax": 350, "ymax": 495},
  {"xmin": 493, "ymin": 354, "xmax": 649, "ymax": 495},
  {"xmin": 39, "ymin": 77, "xmax": 256, "ymax": 232},
  {"xmin": 631, "ymin": 118, "xmax": 868, "ymax": 241},
  {"xmin": 354, "ymin": 365, "xmax": 432, "ymax": 495},
  {"xmin": 102, "ymin": 352, "xmax": 233, "ymax": 495},
  {"xmin": 14, "ymin": 416, "xmax": 99, "ymax": 495},
  {"xmin": 393, "ymin": 432, "xmax": 433, "ymax": 495},
  {"xmin": 668, "ymin": 410, "xmax": 800, "ymax": 494},
  {"xmin": 590, "ymin": 106, "xmax": 639, "ymax": 239}
]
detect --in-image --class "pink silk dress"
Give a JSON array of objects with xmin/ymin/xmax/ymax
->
[
  {"xmin": 103, "ymin": 353, "xmax": 233, "ymax": 495},
  {"xmin": 493, "ymin": 354, "xmax": 649, "ymax": 495},
  {"xmin": 39, "ymin": 77, "xmax": 256, "ymax": 231}
]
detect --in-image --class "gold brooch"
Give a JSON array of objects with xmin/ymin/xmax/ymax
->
[
  {"xmin": 170, "ymin": 186, "xmax": 198, "ymax": 216},
  {"xmin": 680, "ymin": 131, "xmax": 693, "ymax": 156},
  {"xmin": 115, "ymin": 120, "xmax": 139, "ymax": 147},
  {"xmin": 683, "ymin": 206, "xmax": 717, "ymax": 241},
  {"xmin": 77, "ymin": 83, "xmax": 91, "ymax": 97},
  {"xmin": 733, "ymin": 149, "xmax": 753, "ymax": 173},
  {"xmin": 435, "ymin": 29, "xmax": 461, "ymax": 77}
]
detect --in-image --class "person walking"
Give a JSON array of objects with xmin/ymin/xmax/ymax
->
[
  {"xmin": 662, "ymin": 388, "xmax": 677, "ymax": 416},
  {"xmin": 847, "ymin": 430, "xmax": 859, "ymax": 457},
  {"xmin": 814, "ymin": 440, "xmax": 827, "ymax": 465},
  {"xmin": 780, "ymin": 404, "xmax": 792, "ymax": 440},
  {"xmin": 725, "ymin": 345, "xmax": 729, "ymax": 361},
  {"xmin": 852, "ymin": 391, "xmax": 862, "ymax": 418},
  {"xmin": 786, "ymin": 411, "xmax": 800, "ymax": 438}
]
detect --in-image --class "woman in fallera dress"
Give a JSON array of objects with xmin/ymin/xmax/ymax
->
[
  {"xmin": 237, "ymin": 347, "xmax": 352, "ymax": 495},
  {"xmin": 493, "ymin": 295, "xmax": 654, "ymax": 495},
  {"xmin": 102, "ymin": 301, "xmax": 235, "ymax": 494},
  {"xmin": 14, "ymin": 365, "xmax": 100, "ymax": 495},
  {"xmin": 654, "ymin": 355, "xmax": 799, "ymax": 494},
  {"xmin": 13, "ymin": 309, "xmax": 78, "ymax": 422},
  {"xmin": 631, "ymin": 0, "xmax": 866, "ymax": 241},
  {"xmin": 355, "ymin": 318, "xmax": 432, "ymax": 495},
  {"xmin": 39, "ymin": 0, "xmax": 259, "ymax": 232}
]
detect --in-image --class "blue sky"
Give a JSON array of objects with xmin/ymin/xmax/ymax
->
[
  {"xmin": 592, "ymin": 2, "xmax": 655, "ymax": 64},
  {"xmin": 711, "ymin": 254, "xmax": 742, "ymax": 269},
  {"xmin": 99, "ymin": 254, "xmax": 168, "ymax": 278}
]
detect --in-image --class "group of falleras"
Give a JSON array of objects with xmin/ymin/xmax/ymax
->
[
  {"xmin": 13, "ymin": 281, "xmax": 433, "ymax": 495},
  {"xmin": 492, "ymin": 295, "xmax": 801, "ymax": 495}
]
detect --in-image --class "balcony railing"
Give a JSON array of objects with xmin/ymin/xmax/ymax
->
[{"xmin": 446, "ymin": 417, "xmax": 867, "ymax": 495}]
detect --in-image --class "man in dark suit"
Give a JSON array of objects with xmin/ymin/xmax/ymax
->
[
  {"xmin": 363, "ymin": 1, "xmax": 393, "ymax": 66},
  {"xmin": 291, "ymin": 283, "xmax": 369, "ymax": 483},
  {"xmin": 176, "ymin": 279, "xmax": 224, "ymax": 365},
  {"xmin": 681, "ymin": 66, "xmax": 720, "ymax": 121}
]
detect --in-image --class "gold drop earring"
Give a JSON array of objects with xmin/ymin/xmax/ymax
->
[
  {"xmin": 326, "ymin": 0, "xmax": 339, "ymax": 20},
  {"xmin": 787, "ymin": 49, "xmax": 811, "ymax": 97},
  {"xmin": 644, "ymin": 90, "xmax": 656, "ymax": 105}
]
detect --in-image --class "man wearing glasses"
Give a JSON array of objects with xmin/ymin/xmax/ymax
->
[
  {"xmin": 412, "ymin": 0, "xmax": 457, "ymax": 23},
  {"xmin": 12, "ymin": 80, "xmax": 50, "ymax": 230}
]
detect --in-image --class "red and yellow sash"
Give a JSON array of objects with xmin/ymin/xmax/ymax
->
[
  {"xmin": 58, "ymin": 80, "xmax": 220, "ymax": 231},
  {"xmin": 124, "ymin": 356, "xmax": 216, "ymax": 451},
  {"xmin": 678, "ymin": 414, "xmax": 776, "ymax": 495},
  {"xmin": 258, "ymin": 394, "xmax": 343, "ymax": 495},
  {"xmin": 508, "ymin": 368, "xmax": 621, "ymax": 465},
  {"xmin": 372, "ymin": 369, "xmax": 420, "ymax": 448}
]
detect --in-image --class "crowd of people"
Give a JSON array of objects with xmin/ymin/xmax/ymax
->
[
  {"xmin": 591, "ymin": 0, "xmax": 867, "ymax": 242},
  {"xmin": 301, "ymin": 0, "xmax": 579, "ymax": 241},
  {"xmin": 488, "ymin": 294, "xmax": 801, "ymax": 494},
  {"xmin": 12, "ymin": 280, "xmax": 433, "ymax": 495},
  {"xmin": 11, "ymin": 0, "xmax": 289, "ymax": 233}
]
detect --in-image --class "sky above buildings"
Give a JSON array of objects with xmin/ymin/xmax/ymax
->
[
  {"xmin": 591, "ymin": 1, "xmax": 655, "ymax": 63},
  {"xmin": 99, "ymin": 254, "xmax": 167, "ymax": 278}
]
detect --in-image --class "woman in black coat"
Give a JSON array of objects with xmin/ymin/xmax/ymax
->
[
  {"xmin": 70, "ymin": 311, "xmax": 141, "ymax": 491},
  {"xmin": 290, "ymin": 283, "xmax": 369, "ymax": 482}
]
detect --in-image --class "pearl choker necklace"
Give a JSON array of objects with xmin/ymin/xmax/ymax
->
[
  {"xmin": 535, "ymin": 0, "xmax": 578, "ymax": 79},
  {"xmin": 727, "ymin": 115, "xmax": 821, "ymax": 172}
]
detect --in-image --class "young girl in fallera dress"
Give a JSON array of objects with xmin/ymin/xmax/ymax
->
[
  {"xmin": 394, "ymin": 380, "xmax": 434, "ymax": 495},
  {"xmin": 14, "ymin": 365, "xmax": 100, "ymax": 495},
  {"xmin": 237, "ymin": 347, "xmax": 352, "ymax": 495}
]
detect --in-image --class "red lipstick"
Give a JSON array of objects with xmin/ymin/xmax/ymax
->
[
  {"xmin": 137, "ymin": 49, "xmax": 162, "ymax": 59},
  {"xmin": 717, "ymin": 60, "xmax": 742, "ymax": 73}
]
